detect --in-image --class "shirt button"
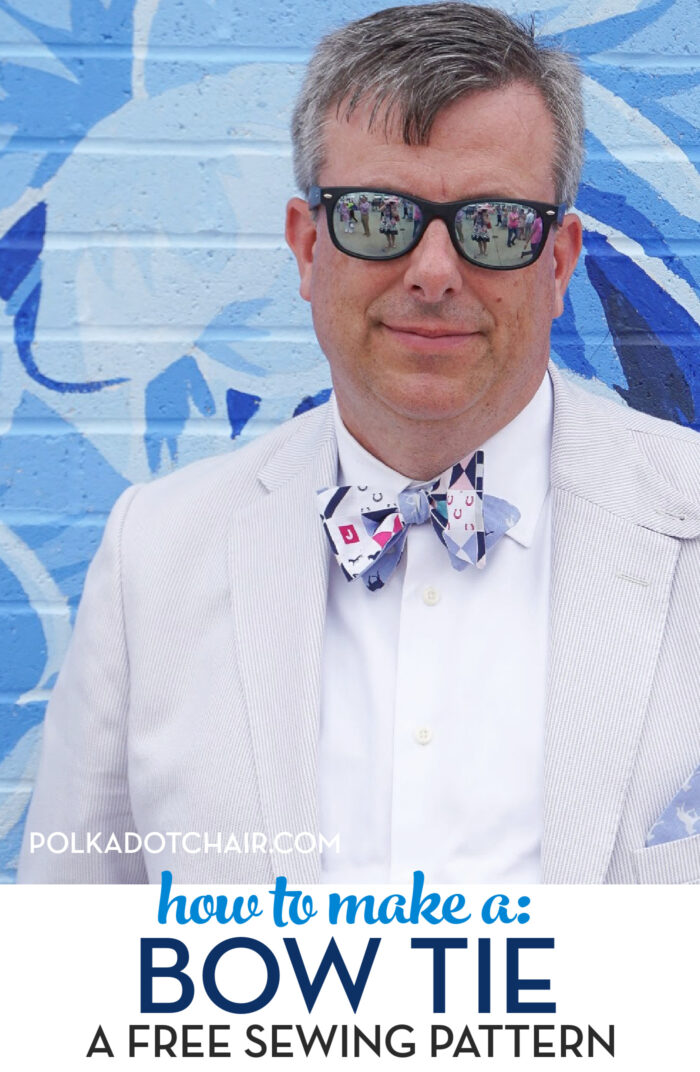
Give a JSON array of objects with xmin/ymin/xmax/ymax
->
[
  {"xmin": 422, "ymin": 585, "xmax": 440, "ymax": 606},
  {"xmin": 415, "ymin": 726, "xmax": 433, "ymax": 745}
]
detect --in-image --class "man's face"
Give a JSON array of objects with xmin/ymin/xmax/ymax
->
[{"xmin": 286, "ymin": 82, "xmax": 581, "ymax": 466}]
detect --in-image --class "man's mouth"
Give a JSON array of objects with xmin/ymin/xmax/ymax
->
[{"xmin": 382, "ymin": 322, "xmax": 481, "ymax": 350}]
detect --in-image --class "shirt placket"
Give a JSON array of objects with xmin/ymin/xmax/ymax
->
[{"xmin": 389, "ymin": 522, "xmax": 447, "ymax": 882}]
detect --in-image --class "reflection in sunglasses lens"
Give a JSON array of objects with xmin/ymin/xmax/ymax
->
[
  {"xmin": 454, "ymin": 202, "xmax": 543, "ymax": 268},
  {"xmin": 332, "ymin": 192, "xmax": 419, "ymax": 258}
]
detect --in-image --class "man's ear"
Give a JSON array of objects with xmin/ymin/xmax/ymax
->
[
  {"xmin": 552, "ymin": 212, "xmax": 583, "ymax": 318},
  {"xmin": 285, "ymin": 196, "xmax": 317, "ymax": 302}
]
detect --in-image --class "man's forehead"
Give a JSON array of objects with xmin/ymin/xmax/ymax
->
[
  {"xmin": 318, "ymin": 83, "xmax": 557, "ymax": 199},
  {"xmin": 325, "ymin": 81, "xmax": 550, "ymax": 144}
]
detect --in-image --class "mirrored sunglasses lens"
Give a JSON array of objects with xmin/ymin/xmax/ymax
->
[
  {"xmin": 454, "ymin": 202, "xmax": 545, "ymax": 267},
  {"xmin": 330, "ymin": 191, "xmax": 419, "ymax": 257}
]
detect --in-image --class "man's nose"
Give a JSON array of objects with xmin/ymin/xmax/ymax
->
[{"xmin": 402, "ymin": 220, "xmax": 464, "ymax": 302}]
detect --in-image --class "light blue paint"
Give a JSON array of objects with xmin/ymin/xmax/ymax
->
[
  {"xmin": 0, "ymin": 803, "xmax": 29, "ymax": 880},
  {"xmin": 0, "ymin": 392, "xmax": 130, "ymax": 606},
  {"xmin": 659, "ymin": 83, "xmax": 700, "ymax": 130},
  {"xmin": 7, "ymin": 0, "xmax": 73, "ymax": 32},
  {"xmin": 0, "ymin": 149, "xmax": 46, "ymax": 211},
  {"xmin": 0, "ymin": 559, "xmax": 46, "ymax": 698},
  {"xmin": 15, "ymin": 281, "xmax": 129, "ymax": 393},
  {"xmin": 196, "ymin": 299, "xmax": 272, "ymax": 376},
  {"xmin": 583, "ymin": 61, "xmax": 700, "ymax": 173},
  {"xmin": 145, "ymin": 0, "xmax": 438, "ymax": 94},
  {"xmin": 623, "ymin": 0, "xmax": 700, "ymax": 51},
  {"xmin": 0, "ymin": 0, "xmax": 136, "ymax": 196},
  {"xmin": 544, "ymin": 0, "xmax": 677, "ymax": 54},
  {"xmin": 145, "ymin": 356, "xmax": 216, "ymax": 472},
  {"xmin": 581, "ymin": 131, "xmax": 700, "ymax": 263}
]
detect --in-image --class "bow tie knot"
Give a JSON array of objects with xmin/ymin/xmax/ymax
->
[
  {"xmin": 398, "ymin": 487, "xmax": 432, "ymax": 525},
  {"xmin": 317, "ymin": 451, "xmax": 520, "ymax": 591}
]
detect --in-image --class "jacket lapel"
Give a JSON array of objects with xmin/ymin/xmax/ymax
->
[
  {"xmin": 543, "ymin": 370, "xmax": 700, "ymax": 882},
  {"xmin": 228, "ymin": 407, "xmax": 337, "ymax": 883}
]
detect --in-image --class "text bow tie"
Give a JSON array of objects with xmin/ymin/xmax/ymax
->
[{"xmin": 317, "ymin": 451, "xmax": 520, "ymax": 591}]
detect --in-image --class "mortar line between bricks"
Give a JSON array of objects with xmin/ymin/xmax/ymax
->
[
  {"xmin": 3, "ymin": 138, "xmax": 293, "ymax": 156},
  {"xmin": 5, "ymin": 138, "xmax": 700, "ymax": 162},
  {"xmin": 0, "ymin": 43, "xmax": 312, "ymax": 61},
  {"xmin": 0, "ymin": 43, "xmax": 696, "ymax": 68},
  {"xmin": 0, "ymin": 419, "xmax": 283, "ymax": 435},
  {"xmin": 2, "ymin": 327, "xmax": 696, "ymax": 342},
  {"xmin": 0, "ymin": 511, "xmax": 111, "ymax": 523},
  {"xmin": 41, "ymin": 234, "xmax": 288, "ymax": 250},
  {"xmin": 0, "ymin": 690, "xmax": 52, "ymax": 703},
  {"xmin": 0, "ymin": 326, "xmax": 318, "ymax": 341},
  {"xmin": 7, "ymin": 235, "xmax": 700, "ymax": 253},
  {"xmin": 0, "ymin": 602, "xmax": 73, "ymax": 614}
]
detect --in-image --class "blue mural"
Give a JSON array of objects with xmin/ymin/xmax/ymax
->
[
  {"xmin": 0, "ymin": 0, "xmax": 136, "ymax": 206},
  {"xmin": 0, "ymin": 0, "xmax": 698, "ymax": 879},
  {"xmin": 145, "ymin": 355, "xmax": 215, "ymax": 471}
]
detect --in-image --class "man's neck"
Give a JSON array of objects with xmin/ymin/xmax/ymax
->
[{"xmin": 335, "ymin": 376, "xmax": 548, "ymax": 480}]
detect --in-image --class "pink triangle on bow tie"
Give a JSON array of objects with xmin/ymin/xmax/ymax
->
[{"xmin": 373, "ymin": 515, "xmax": 402, "ymax": 547}]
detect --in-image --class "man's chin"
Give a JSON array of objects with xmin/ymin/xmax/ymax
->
[{"xmin": 376, "ymin": 383, "xmax": 489, "ymax": 426}]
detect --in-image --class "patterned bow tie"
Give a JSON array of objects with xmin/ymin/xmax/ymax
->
[{"xmin": 317, "ymin": 451, "xmax": 520, "ymax": 591}]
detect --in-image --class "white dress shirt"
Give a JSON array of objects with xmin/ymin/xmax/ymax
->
[{"xmin": 319, "ymin": 373, "xmax": 553, "ymax": 883}]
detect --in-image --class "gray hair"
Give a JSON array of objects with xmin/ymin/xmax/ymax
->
[{"xmin": 291, "ymin": 2, "xmax": 584, "ymax": 207}]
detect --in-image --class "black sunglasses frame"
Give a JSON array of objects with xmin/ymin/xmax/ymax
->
[{"xmin": 308, "ymin": 185, "xmax": 567, "ymax": 271}]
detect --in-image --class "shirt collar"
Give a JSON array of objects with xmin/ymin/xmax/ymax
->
[
  {"xmin": 332, "ymin": 371, "xmax": 552, "ymax": 549},
  {"xmin": 479, "ymin": 372, "xmax": 552, "ymax": 547}
]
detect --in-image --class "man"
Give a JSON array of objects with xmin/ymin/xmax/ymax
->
[{"xmin": 19, "ymin": 3, "xmax": 700, "ymax": 885}]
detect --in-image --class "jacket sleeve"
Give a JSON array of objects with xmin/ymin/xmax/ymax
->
[{"xmin": 17, "ymin": 484, "xmax": 148, "ymax": 883}]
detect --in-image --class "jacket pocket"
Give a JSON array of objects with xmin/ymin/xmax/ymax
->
[{"xmin": 633, "ymin": 832, "xmax": 700, "ymax": 884}]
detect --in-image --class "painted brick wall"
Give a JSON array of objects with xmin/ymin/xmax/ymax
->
[{"xmin": 0, "ymin": 0, "xmax": 698, "ymax": 880}]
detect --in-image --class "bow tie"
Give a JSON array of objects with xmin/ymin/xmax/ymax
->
[{"xmin": 317, "ymin": 451, "xmax": 520, "ymax": 591}]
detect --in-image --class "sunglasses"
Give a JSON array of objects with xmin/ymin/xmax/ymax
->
[{"xmin": 308, "ymin": 186, "xmax": 566, "ymax": 271}]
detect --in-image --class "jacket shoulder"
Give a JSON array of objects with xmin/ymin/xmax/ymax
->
[
  {"xmin": 552, "ymin": 368, "xmax": 700, "ymax": 504},
  {"xmin": 138, "ymin": 403, "xmax": 332, "ymax": 501},
  {"xmin": 124, "ymin": 402, "xmax": 334, "ymax": 526}
]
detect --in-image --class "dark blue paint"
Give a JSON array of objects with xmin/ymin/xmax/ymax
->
[
  {"xmin": 582, "ymin": 136, "xmax": 700, "ymax": 260},
  {"xmin": 551, "ymin": 291, "xmax": 597, "ymax": 380},
  {"xmin": 581, "ymin": 62, "xmax": 700, "ymax": 160},
  {"xmin": 226, "ymin": 389, "xmax": 261, "ymax": 439},
  {"xmin": 0, "ymin": 203, "xmax": 46, "ymax": 301},
  {"xmin": 578, "ymin": 182, "xmax": 698, "ymax": 291},
  {"xmin": 585, "ymin": 240, "xmax": 696, "ymax": 427},
  {"xmin": 13, "ymin": 281, "xmax": 128, "ymax": 393},
  {"xmin": 0, "ymin": 205, "xmax": 86, "ymax": 391},
  {"xmin": 145, "ymin": 356, "xmax": 216, "ymax": 472},
  {"xmin": 293, "ymin": 388, "xmax": 333, "ymax": 417}
]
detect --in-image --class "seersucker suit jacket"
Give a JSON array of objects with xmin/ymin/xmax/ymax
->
[{"xmin": 18, "ymin": 365, "xmax": 700, "ymax": 885}]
